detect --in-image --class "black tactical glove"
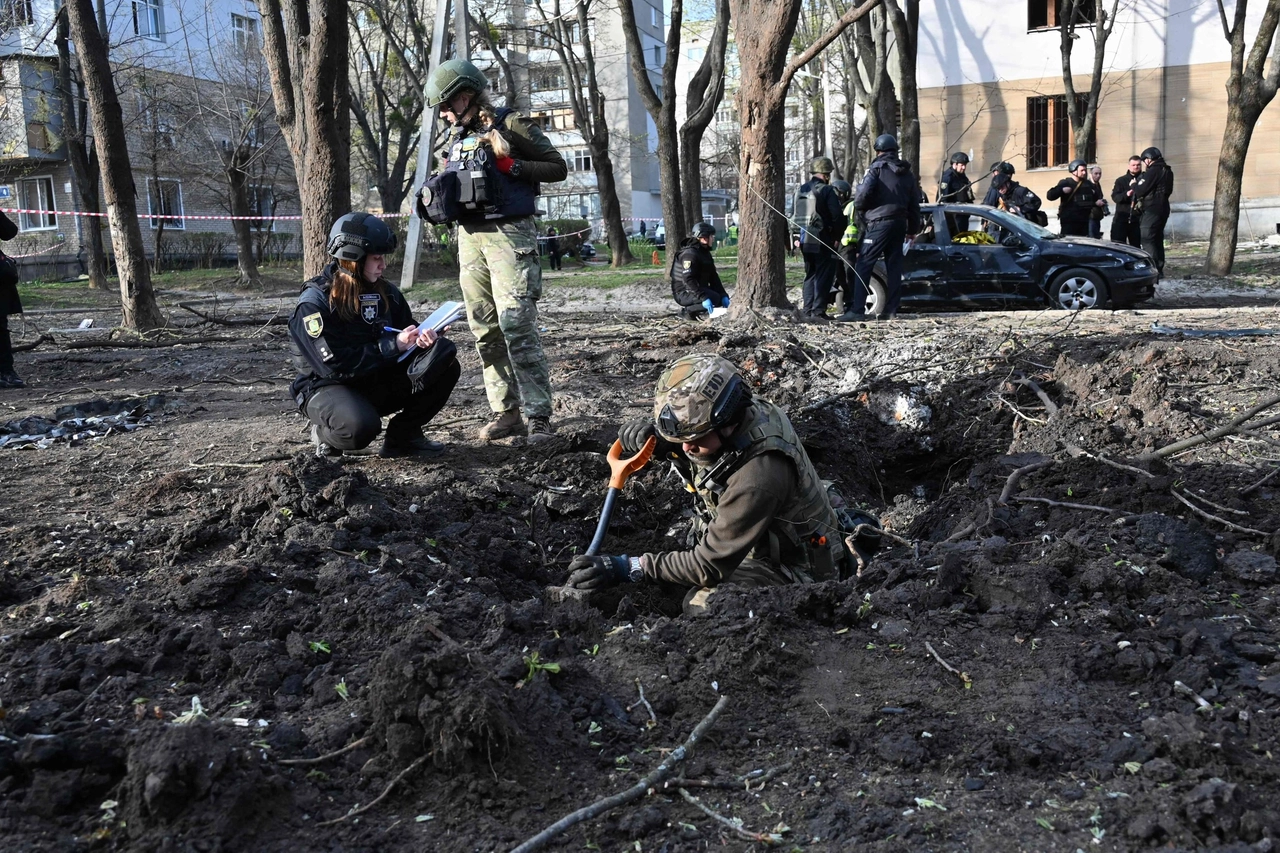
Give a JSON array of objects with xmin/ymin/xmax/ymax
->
[
  {"xmin": 566, "ymin": 554, "xmax": 640, "ymax": 590},
  {"xmin": 618, "ymin": 419, "xmax": 679, "ymax": 458}
]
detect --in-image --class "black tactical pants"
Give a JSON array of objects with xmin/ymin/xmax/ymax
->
[
  {"xmin": 1110, "ymin": 209, "xmax": 1141, "ymax": 248},
  {"xmin": 1059, "ymin": 218, "xmax": 1090, "ymax": 237},
  {"xmin": 0, "ymin": 312, "xmax": 13, "ymax": 374},
  {"xmin": 851, "ymin": 218, "xmax": 908, "ymax": 318},
  {"xmin": 800, "ymin": 244, "xmax": 838, "ymax": 316},
  {"xmin": 304, "ymin": 360, "xmax": 460, "ymax": 451},
  {"xmin": 1141, "ymin": 206, "xmax": 1169, "ymax": 274}
]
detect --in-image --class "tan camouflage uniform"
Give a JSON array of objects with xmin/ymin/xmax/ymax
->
[{"xmin": 453, "ymin": 112, "xmax": 567, "ymax": 420}]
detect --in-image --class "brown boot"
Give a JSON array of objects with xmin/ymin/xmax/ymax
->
[
  {"xmin": 479, "ymin": 409, "xmax": 526, "ymax": 441},
  {"xmin": 526, "ymin": 416, "xmax": 555, "ymax": 444}
]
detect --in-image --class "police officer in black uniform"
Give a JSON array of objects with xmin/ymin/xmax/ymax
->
[
  {"xmin": 1110, "ymin": 155, "xmax": 1143, "ymax": 247},
  {"xmin": 827, "ymin": 179, "xmax": 853, "ymax": 312},
  {"xmin": 982, "ymin": 162, "xmax": 1015, "ymax": 207},
  {"xmin": 1133, "ymin": 146, "xmax": 1174, "ymax": 275},
  {"xmin": 839, "ymin": 134, "xmax": 921, "ymax": 322},
  {"xmin": 792, "ymin": 156, "xmax": 844, "ymax": 319},
  {"xmin": 995, "ymin": 175, "xmax": 1044, "ymax": 224},
  {"xmin": 1046, "ymin": 158, "xmax": 1106, "ymax": 237},
  {"xmin": 671, "ymin": 222, "xmax": 730, "ymax": 319},
  {"xmin": 938, "ymin": 152, "xmax": 974, "ymax": 233},
  {"xmin": 289, "ymin": 213, "xmax": 461, "ymax": 458}
]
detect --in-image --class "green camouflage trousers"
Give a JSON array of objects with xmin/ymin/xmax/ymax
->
[{"xmin": 457, "ymin": 217, "xmax": 553, "ymax": 419}]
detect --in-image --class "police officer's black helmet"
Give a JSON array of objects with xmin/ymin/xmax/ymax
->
[
  {"xmin": 874, "ymin": 134, "xmax": 899, "ymax": 152},
  {"xmin": 1067, "ymin": 158, "xmax": 1087, "ymax": 172},
  {"xmin": 998, "ymin": 161, "xmax": 1016, "ymax": 176},
  {"xmin": 950, "ymin": 152, "xmax": 969, "ymax": 164},
  {"xmin": 1140, "ymin": 146, "xmax": 1163, "ymax": 161},
  {"xmin": 830, "ymin": 179, "xmax": 852, "ymax": 201},
  {"xmin": 327, "ymin": 212, "xmax": 398, "ymax": 262},
  {"xmin": 690, "ymin": 222, "xmax": 716, "ymax": 240}
]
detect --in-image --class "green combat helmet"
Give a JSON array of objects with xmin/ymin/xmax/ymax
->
[
  {"xmin": 654, "ymin": 354, "xmax": 752, "ymax": 442},
  {"xmin": 811, "ymin": 156, "xmax": 835, "ymax": 175},
  {"xmin": 425, "ymin": 58, "xmax": 488, "ymax": 108}
]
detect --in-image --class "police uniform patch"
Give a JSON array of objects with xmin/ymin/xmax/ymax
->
[
  {"xmin": 303, "ymin": 312, "xmax": 324, "ymax": 338},
  {"xmin": 682, "ymin": 260, "xmax": 692, "ymax": 270},
  {"xmin": 360, "ymin": 293, "xmax": 381, "ymax": 324}
]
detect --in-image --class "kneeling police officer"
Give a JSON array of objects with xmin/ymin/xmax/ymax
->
[
  {"xmin": 289, "ymin": 213, "xmax": 461, "ymax": 458},
  {"xmin": 671, "ymin": 222, "xmax": 730, "ymax": 319}
]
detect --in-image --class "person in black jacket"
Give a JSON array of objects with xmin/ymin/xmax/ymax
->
[
  {"xmin": 982, "ymin": 161, "xmax": 1016, "ymax": 207},
  {"xmin": 671, "ymin": 222, "xmax": 730, "ymax": 319},
  {"xmin": 938, "ymin": 152, "xmax": 974, "ymax": 233},
  {"xmin": 839, "ymin": 134, "xmax": 921, "ymax": 321},
  {"xmin": 545, "ymin": 226, "xmax": 561, "ymax": 271},
  {"xmin": 995, "ymin": 176, "xmax": 1044, "ymax": 223},
  {"xmin": 792, "ymin": 156, "xmax": 844, "ymax": 319},
  {"xmin": 1134, "ymin": 146, "xmax": 1174, "ymax": 275},
  {"xmin": 1046, "ymin": 159, "xmax": 1106, "ymax": 237},
  {"xmin": 1110, "ymin": 155, "xmax": 1143, "ymax": 247},
  {"xmin": 0, "ymin": 210, "xmax": 22, "ymax": 388},
  {"xmin": 289, "ymin": 212, "xmax": 461, "ymax": 458}
]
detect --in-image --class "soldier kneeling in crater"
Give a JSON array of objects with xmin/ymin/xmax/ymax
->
[{"xmin": 565, "ymin": 354, "xmax": 877, "ymax": 613}]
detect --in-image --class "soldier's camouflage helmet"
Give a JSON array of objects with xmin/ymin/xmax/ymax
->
[
  {"xmin": 811, "ymin": 156, "xmax": 836, "ymax": 174},
  {"xmin": 653, "ymin": 354, "xmax": 752, "ymax": 442},
  {"xmin": 426, "ymin": 58, "xmax": 488, "ymax": 108}
]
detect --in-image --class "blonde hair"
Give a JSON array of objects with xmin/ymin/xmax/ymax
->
[
  {"xmin": 329, "ymin": 258, "xmax": 387, "ymax": 322},
  {"xmin": 474, "ymin": 92, "xmax": 512, "ymax": 157}
]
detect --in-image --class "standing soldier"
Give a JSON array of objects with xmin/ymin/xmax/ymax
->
[
  {"xmin": 1110, "ymin": 155, "xmax": 1144, "ymax": 247},
  {"xmin": 840, "ymin": 134, "xmax": 921, "ymax": 322},
  {"xmin": 419, "ymin": 59, "xmax": 568, "ymax": 443},
  {"xmin": 1046, "ymin": 159, "xmax": 1105, "ymax": 237},
  {"xmin": 1133, "ymin": 147, "xmax": 1174, "ymax": 276},
  {"xmin": 791, "ymin": 156, "xmax": 844, "ymax": 320}
]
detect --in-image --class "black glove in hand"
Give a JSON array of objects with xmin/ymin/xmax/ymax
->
[
  {"xmin": 618, "ymin": 419, "xmax": 657, "ymax": 455},
  {"xmin": 566, "ymin": 554, "xmax": 631, "ymax": 590}
]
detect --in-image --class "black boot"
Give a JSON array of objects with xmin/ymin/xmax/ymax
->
[{"xmin": 381, "ymin": 425, "xmax": 445, "ymax": 458}]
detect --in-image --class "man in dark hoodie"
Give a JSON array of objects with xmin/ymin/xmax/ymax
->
[
  {"xmin": 1133, "ymin": 147, "xmax": 1174, "ymax": 275},
  {"xmin": 1110, "ymin": 155, "xmax": 1144, "ymax": 247},
  {"xmin": 671, "ymin": 222, "xmax": 730, "ymax": 319},
  {"xmin": 1046, "ymin": 159, "xmax": 1106, "ymax": 237},
  {"xmin": 839, "ymin": 134, "xmax": 921, "ymax": 321}
]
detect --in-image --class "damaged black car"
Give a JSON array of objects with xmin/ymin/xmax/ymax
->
[{"xmin": 857, "ymin": 204, "xmax": 1158, "ymax": 313}]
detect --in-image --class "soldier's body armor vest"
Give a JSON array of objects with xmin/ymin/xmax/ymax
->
[
  {"xmin": 442, "ymin": 108, "xmax": 538, "ymax": 222},
  {"xmin": 684, "ymin": 400, "xmax": 847, "ymax": 581}
]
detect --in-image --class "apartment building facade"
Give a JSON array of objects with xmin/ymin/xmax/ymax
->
[
  {"xmin": 916, "ymin": 0, "xmax": 1280, "ymax": 239},
  {"xmin": 0, "ymin": 0, "xmax": 299, "ymax": 278}
]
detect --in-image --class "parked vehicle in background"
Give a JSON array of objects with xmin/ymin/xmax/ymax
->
[
  {"xmin": 652, "ymin": 220, "xmax": 666, "ymax": 250},
  {"xmin": 854, "ymin": 204, "xmax": 1157, "ymax": 314}
]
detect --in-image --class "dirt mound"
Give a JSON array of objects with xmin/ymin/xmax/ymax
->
[{"xmin": 2, "ymin": 306, "xmax": 1280, "ymax": 850}]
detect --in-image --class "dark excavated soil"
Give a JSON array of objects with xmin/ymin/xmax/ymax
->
[{"xmin": 2, "ymin": 295, "xmax": 1280, "ymax": 853}]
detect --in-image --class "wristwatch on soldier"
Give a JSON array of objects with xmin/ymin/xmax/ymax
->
[{"xmin": 508, "ymin": 159, "xmax": 524, "ymax": 178}]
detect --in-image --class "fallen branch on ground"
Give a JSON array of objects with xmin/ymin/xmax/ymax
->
[
  {"xmin": 1171, "ymin": 489, "xmax": 1271, "ymax": 537},
  {"xmin": 997, "ymin": 459, "xmax": 1054, "ymax": 505},
  {"xmin": 627, "ymin": 680, "xmax": 657, "ymax": 727},
  {"xmin": 677, "ymin": 788, "xmax": 787, "ymax": 845},
  {"xmin": 61, "ymin": 336, "xmax": 237, "ymax": 350},
  {"xmin": 1013, "ymin": 496, "xmax": 1132, "ymax": 516},
  {"xmin": 1242, "ymin": 465, "xmax": 1280, "ymax": 496},
  {"xmin": 1064, "ymin": 443, "xmax": 1158, "ymax": 479},
  {"xmin": 1173, "ymin": 680, "xmax": 1213, "ymax": 713},
  {"xmin": 317, "ymin": 753, "xmax": 429, "ymax": 826},
  {"xmin": 1141, "ymin": 392, "xmax": 1280, "ymax": 461},
  {"xmin": 278, "ymin": 735, "xmax": 372, "ymax": 766},
  {"xmin": 178, "ymin": 302, "xmax": 287, "ymax": 326},
  {"xmin": 1013, "ymin": 374, "xmax": 1059, "ymax": 416},
  {"xmin": 510, "ymin": 694, "xmax": 729, "ymax": 853},
  {"xmin": 665, "ymin": 762, "xmax": 793, "ymax": 791},
  {"xmin": 12, "ymin": 334, "xmax": 54, "ymax": 353},
  {"xmin": 924, "ymin": 641, "xmax": 971, "ymax": 688}
]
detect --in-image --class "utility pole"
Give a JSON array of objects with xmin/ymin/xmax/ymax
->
[{"xmin": 400, "ymin": 0, "xmax": 470, "ymax": 292}]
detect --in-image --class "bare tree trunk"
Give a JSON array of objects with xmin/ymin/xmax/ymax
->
[
  {"xmin": 1207, "ymin": 0, "xmax": 1280, "ymax": 274},
  {"xmin": 885, "ymin": 0, "xmax": 919, "ymax": 172},
  {"xmin": 733, "ymin": 0, "xmax": 881, "ymax": 310},
  {"xmin": 1060, "ymin": 0, "xmax": 1120, "ymax": 160},
  {"xmin": 64, "ymin": 0, "xmax": 164, "ymax": 329},
  {"xmin": 538, "ymin": 0, "xmax": 634, "ymax": 267},
  {"xmin": 259, "ymin": 0, "xmax": 352, "ymax": 276},
  {"xmin": 679, "ymin": 0, "xmax": 730, "ymax": 229},
  {"xmin": 619, "ymin": 0, "xmax": 686, "ymax": 276},
  {"xmin": 225, "ymin": 155, "xmax": 263, "ymax": 286},
  {"xmin": 55, "ymin": 10, "xmax": 108, "ymax": 290}
]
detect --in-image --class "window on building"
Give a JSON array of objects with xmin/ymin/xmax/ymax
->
[
  {"xmin": 1026, "ymin": 94, "xmax": 1095, "ymax": 168},
  {"xmin": 652, "ymin": 45, "xmax": 662, "ymax": 66},
  {"xmin": 1028, "ymin": 0, "xmax": 1096, "ymax": 30},
  {"xmin": 148, "ymin": 179, "xmax": 185, "ymax": 229},
  {"xmin": 568, "ymin": 149, "xmax": 592, "ymax": 172},
  {"xmin": 133, "ymin": 0, "xmax": 164, "ymax": 39},
  {"xmin": 18, "ymin": 177, "xmax": 56, "ymax": 230},
  {"xmin": 530, "ymin": 107, "xmax": 575, "ymax": 131},
  {"xmin": 687, "ymin": 47, "xmax": 704, "ymax": 61},
  {"xmin": 2, "ymin": 0, "xmax": 33, "ymax": 28},
  {"xmin": 232, "ymin": 13, "xmax": 259, "ymax": 52},
  {"xmin": 651, "ymin": 5, "xmax": 660, "ymax": 27},
  {"xmin": 248, "ymin": 185, "xmax": 275, "ymax": 229},
  {"xmin": 531, "ymin": 67, "xmax": 567, "ymax": 92},
  {"xmin": 25, "ymin": 122, "xmax": 49, "ymax": 152}
]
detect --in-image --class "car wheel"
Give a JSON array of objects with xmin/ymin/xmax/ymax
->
[
  {"xmin": 865, "ymin": 277, "xmax": 887, "ymax": 316},
  {"xmin": 1048, "ymin": 268, "xmax": 1109, "ymax": 311}
]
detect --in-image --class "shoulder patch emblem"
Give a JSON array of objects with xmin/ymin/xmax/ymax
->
[
  {"xmin": 360, "ymin": 293, "xmax": 381, "ymax": 324},
  {"xmin": 303, "ymin": 312, "xmax": 323, "ymax": 338},
  {"xmin": 682, "ymin": 260, "xmax": 692, "ymax": 270}
]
